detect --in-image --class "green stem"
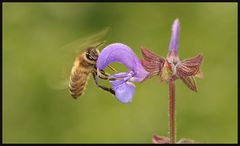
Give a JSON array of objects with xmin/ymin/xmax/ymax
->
[{"xmin": 169, "ymin": 79, "xmax": 176, "ymax": 144}]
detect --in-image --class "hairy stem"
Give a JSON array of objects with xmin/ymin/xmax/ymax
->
[{"xmin": 169, "ymin": 79, "xmax": 176, "ymax": 144}]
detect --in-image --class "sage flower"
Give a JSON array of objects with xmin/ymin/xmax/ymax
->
[
  {"xmin": 141, "ymin": 18, "xmax": 204, "ymax": 144},
  {"xmin": 141, "ymin": 19, "xmax": 203, "ymax": 92},
  {"xmin": 97, "ymin": 43, "xmax": 149, "ymax": 103}
]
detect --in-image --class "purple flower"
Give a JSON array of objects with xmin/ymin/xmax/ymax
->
[
  {"xmin": 141, "ymin": 18, "xmax": 204, "ymax": 92},
  {"xmin": 97, "ymin": 43, "xmax": 149, "ymax": 103},
  {"xmin": 168, "ymin": 19, "xmax": 180, "ymax": 54}
]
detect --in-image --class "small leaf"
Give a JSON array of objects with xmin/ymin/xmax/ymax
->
[
  {"xmin": 177, "ymin": 138, "xmax": 197, "ymax": 144},
  {"xmin": 141, "ymin": 47, "xmax": 164, "ymax": 63},
  {"xmin": 180, "ymin": 76, "xmax": 197, "ymax": 92},
  {"xmin": 152, "ymin": 135, "xmax": 169, "ymax": 144},
  {"xmin": 177, "ymin": 54, "xmax": 203, "ymax": 77}
]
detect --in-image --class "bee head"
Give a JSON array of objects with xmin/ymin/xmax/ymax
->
[{"xmin": 86, "ymin": 47, "xmax": 99, "ymax": 61}]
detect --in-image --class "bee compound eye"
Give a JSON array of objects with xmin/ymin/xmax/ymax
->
[
  {"xmin": 86, "ymin": 53, "xmax": 94, "ymax": 61},
  {"xmin": 89, "ymin": 56, "xmax": 93, "ymax": 60}
]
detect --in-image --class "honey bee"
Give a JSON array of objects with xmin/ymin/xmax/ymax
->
[
  {"xmin": 69, "ymin": 43, "xmax": 115, "ymax": 99},
  {"xmin": 47, "ymin": 27, "xmax": 115, "ymax": 99}
]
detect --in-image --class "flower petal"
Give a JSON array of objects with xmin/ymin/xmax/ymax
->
[
  {"xmin": 110, "ymin": 77, "xmax": 127, "ymax": 87},
  {"xmin": 110, "ymin": 80, "xmax": 135, "ymax": 104},
  {"xmin": 110, "ymin": 72, "xmax": 132, "ymax": 79},
  {"xmin": 168, "ymin": 18, "xmax": 180, "ymax": 53},
  {"xmin": 97, "ymin": 43, "xmax": 138, "ymax": 70},
  {"xmin": 131, "ymin": 62, "xmax": 149, "ymax": 82},
  {"xmin": 97, "ymin": 43, "xmax": 149, "ymax": 82}
]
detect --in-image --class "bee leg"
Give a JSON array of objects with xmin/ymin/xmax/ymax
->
[
  {"xmin": 97, "ymin": 84, "xmax": 115, "ymax": 95},
  {"xmin": 107, "ymin": 65, "xmax": 117, "ymax": 72},
  {"xmin": 92, "ymin": 73, "xmax": 115, "ymax": 95},
  {"xmin": 94, "ymin": 68, "xmax": 117, "ymax": 81},
  {"xmin": 98, "ymin": 70, "xmax": 110, "ymax": 80},
  {"xmin": 93, "ymin": 66, "xmax": 117, "ymax": 80},
  {"xmin": 93, "ymin": 67, "xmax": 109, "ymax": 79}
]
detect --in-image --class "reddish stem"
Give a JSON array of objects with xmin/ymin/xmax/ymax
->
[{"xmin": 169, "ymin": 79, "xmax": 176, "ymax": 144}]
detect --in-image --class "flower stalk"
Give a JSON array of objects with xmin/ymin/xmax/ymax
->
[
  {"xmin": 169, "ymin": 78, "xmax": 176, "ymax": 144},
  {"xmin": 141, "ymin": 18, "xmax": 203, "ymax": 144}
]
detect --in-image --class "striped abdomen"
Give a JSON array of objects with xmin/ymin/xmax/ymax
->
[{"xmin": 69, "ymin": 53, "xmax": 95, "ymax": 99}]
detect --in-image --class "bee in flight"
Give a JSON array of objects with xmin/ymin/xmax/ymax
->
[
  {"xmin": 69, "ymin": 42, "xmax": 115, "ymax": 99},
  {"xmin": 47, "ymin": 27, "xmax": 116, "ymax": 99}
]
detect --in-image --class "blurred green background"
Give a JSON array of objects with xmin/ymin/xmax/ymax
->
[{"xmin": 3, "ymin": 3, "xmax": 237, "ymax": 143}]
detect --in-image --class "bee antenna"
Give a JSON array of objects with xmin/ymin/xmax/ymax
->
[{"xmin": 95, "ymin": 41, "xmax": 106, "ymax": 48}]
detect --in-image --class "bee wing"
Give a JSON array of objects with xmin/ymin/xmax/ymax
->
[
  {"xmin": 46, "ymin": 27, "xmax": 112, "ymax": 90},
  {"xmin": 59, "ymin": 27, "xmax": 112, "ymax": 57}
]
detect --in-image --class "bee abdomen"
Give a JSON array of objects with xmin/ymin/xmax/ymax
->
[{"xmin": 69, "ymin": 70, "xmax": 90, "ymax": 99}]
